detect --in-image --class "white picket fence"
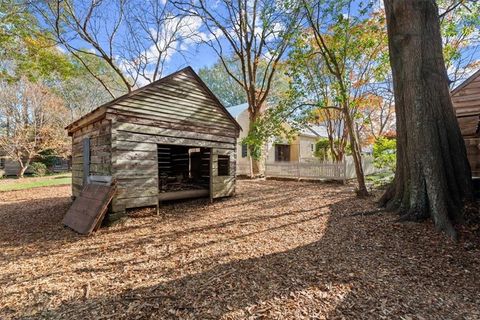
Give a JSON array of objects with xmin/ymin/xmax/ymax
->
[
  {"xmin": 237, "ymin": 156, "xmax": 378, "ymax": 182},
  {"xmin": 265, "ymin": 161, "xmax": 346, "ymax": 181}
]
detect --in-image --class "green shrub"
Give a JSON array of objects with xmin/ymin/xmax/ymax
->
[
  {"xmin": 38, "ymin": 149, "xmax": 59, "ymax": 173},
  {"xmin": 314, "ymin": 138, "xmax": 330, "ymax": 160},
  {"xmin": 373, "ymin": 137, "xmax": 396, "ymax": 172},
  {"xmin": 30, "ymin": 162, "xmax": 47, "ymax": 177}
]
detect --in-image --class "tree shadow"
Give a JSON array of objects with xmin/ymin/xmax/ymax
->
[
  {"xmin": 15, "ymin": 194, "xmax": 479, "ymax": 319},
  {"xmin": 0, "ymin": 195, "xmax": 81, "ymax": 252}
]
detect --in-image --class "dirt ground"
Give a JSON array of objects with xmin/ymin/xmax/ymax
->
[{"xmin": 1, "ymin": 180, "xmax": 479, "ymax": 319}]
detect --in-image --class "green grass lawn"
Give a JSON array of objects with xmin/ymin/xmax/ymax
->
[
  {"xmin": 365, "ymin": 171, "xmax": 394, "ymax": 188},
  {"xmin": 0, "ymin": 173, "xmax": 72, "ymax": 192}
]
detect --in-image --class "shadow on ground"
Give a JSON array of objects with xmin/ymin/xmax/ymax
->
[{"xmin": 1, "ymin": 181, "xmax": 479, "ymax": 319}]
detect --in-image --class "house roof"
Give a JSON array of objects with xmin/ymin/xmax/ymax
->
[
  {"xmin": 299, "ymin": 124, "xmax": 328, "ymax": 138},
  {"xmin": 66, "ymin": 66, "xmax": 241, "ymax": 132},
  {"xmin": 226, "ymin": 103, "xmax": 329, "ymax": 139},
  {"xmin": 226, "ymin": 103, "xmax": 249, "ymax": 119},
  {"xmin": 451, "ymin": 69, "xmax": 480, "ymax": 96}
]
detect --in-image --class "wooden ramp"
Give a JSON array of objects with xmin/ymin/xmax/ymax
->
[{"xmin": 63, "ymin": 182, "xmax": 116, "ymax": 235}]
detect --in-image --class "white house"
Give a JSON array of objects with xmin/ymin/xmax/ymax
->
[{"xmin": 227, "ymin": 103, "xmax": 328, "ymax": 175}]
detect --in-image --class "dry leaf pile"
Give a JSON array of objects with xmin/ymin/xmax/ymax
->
[{"xmin": 0, "ymin": 180, "xmax": 479, "ymax": 319}]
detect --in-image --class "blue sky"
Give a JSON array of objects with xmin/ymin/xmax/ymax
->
[
  {"xmin": 41, "ymin": 0, "xmax": 478, "ymax": 88},
  {"xmin": 166, "ymin": 42, "xmax": 219, "ymax": 73}
]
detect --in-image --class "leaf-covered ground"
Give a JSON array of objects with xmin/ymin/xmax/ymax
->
[{"xmin": 1, "ymin": 180, "xmax": 479, "ymax": 319}]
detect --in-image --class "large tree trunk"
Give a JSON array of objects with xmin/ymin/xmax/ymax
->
[{"xmin": 381, "ymin": 0, "xmax": 473, "ymax": 238}]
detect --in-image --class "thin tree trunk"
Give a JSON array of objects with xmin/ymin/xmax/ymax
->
[
  {"xmin": 18, "ymin": 166, "xmax": 27, "ymax": 178},
  {"xmin": 342, "ymin": 101, "xmax": 368, "ymax": 196},
  {"xmin": 248, "ymin": 104, "xmax": 263, "ymax": 177},
  {"xmin": 381, "ymin": 0, "xmax": 473, "ymax": 238},
  {"xmin": 17, "ymin": 157, "xmax": 32, "ymax": 178}
]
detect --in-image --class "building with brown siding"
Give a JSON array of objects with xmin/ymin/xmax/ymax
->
[
  {"xmin": 65, "ymin": 67, "xmax": 241, "ymax": 220},
  {"xmin": 451, "ymin": 69, "xmax": 480, "ymax": 177}
]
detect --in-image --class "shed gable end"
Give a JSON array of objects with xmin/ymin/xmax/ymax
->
[
  {"xmin": 107, "ymin": 68, "xmax": 239, "ymax": 135},
  {"xmin": 451, "ymin": 70, "xmax": 480, "ymax": 117}
]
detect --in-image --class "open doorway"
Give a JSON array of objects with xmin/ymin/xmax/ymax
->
[{"xmin": 157, "ymin": 144, "xmax": 211, "ymax": 201}]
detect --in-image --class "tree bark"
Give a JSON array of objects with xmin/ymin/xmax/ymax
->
[
  {"xmin": 342, "ymin": 101, "xmax": 368, "ymax": 196},
  {"xmin": 381, "ymin": 0, "xmax": 473, "ymax": 238},
  {"xmin": 248, "ymin": 108, "xmax": 263, "ymax": 177},
  {"xmin": 18, "ymin": 166, "xmax": 27, "ymax": 178},
  {"xmin": 17, "ymin": 157, "xmax": 31, "ymax": 178}
]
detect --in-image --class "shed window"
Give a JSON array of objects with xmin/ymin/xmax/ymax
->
[
  {"xmin": 0, "ymin": 158, "xmax": 5, "ymax": 169},
  {"xmin": 218, "ymin": 155, "xmax": 230, "ymax": 176},
  {"xmin": 241, "ymin": 143, "xmax": 248, "ymax": 158}
]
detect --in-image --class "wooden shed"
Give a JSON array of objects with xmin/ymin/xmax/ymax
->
[
  {"xmin": 66, "ymin": 67, "xmax": 241, "ymax": 220},
  {"xmin": 451, "ymin": 69, "xmax": 480, "ymax": 177}
]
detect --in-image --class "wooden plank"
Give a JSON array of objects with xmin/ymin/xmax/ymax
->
[
  {"xmin": 111, "ymin": 104, "xmax": 234, "ymax": 130},
  {"xmin": 116, "ymin": 177, "xmax": 158, "ymax": 186},
  {"xmin": 114, "ymin": 122, "xmax": 236, "ymax": 144},
  {"xmin": 117, "ymin": 91, "xmax": 233, "ymax": 123},
  {"xmin": 116, "ymin": 150, "xmax": 157, "ymax": 161},
  {"xmin": 113, "ymin": 160, "xmax": 157, "ymax": 172},
  {"xmin": 452, "ymin": 92, "xmax": 480, "ymax": 103},
  {"xmin": 115, "ymin": 168, "xmax": 158, "ymax": 178},
  {"xmin": 113, "ymin": 141, "xmax": 157, "ymax": 152},
  {"xmin": 115, "ymin": 131, "xmax": 235, "ymax": 150},
  {"xmin": 117, "ymin": 187, "xmax": 158, "ymax": 198},
  {"xmin": 82, "ymin": 138, "xmax": 90, "ymax": 185},
  {"xmin": 159, "ymin": 189, "xmax": 209, "ymax": 201},
  {"xmin": 66, "ymin": 107, "xmax": 107, "ymax": 134},
  {"xmin": 112, "ymin": 196, "xmax": 158, "ymax": 211},
  {"xmin": 107, "ymin": 113, "xmax": 238, "ymax": 138},
  {"xmin": 63, "ymin": 183, "xmax": 116, "ymax": 235}
]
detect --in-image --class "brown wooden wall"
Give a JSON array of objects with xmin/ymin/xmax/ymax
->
[
  {"xmin": 69, "ymin": 67, "xmax": 239, "ymax": 213},
  {"xmin": 71, "ymin": 118, "xmax": 112, "ymax": 197},
  {"xmin": 105, "ymin": 68, "xmax": 238, "ymax": 212},
  {"xmin": 452, "ymin": 71, "xmax": 480, "ymax": 118},
  {"xmin": 211, "ymin": 148, "xmax": 236, "ymax": 199},
  {"xmin": 452, "ymin": 70, "xmax": 480, "ymax": 177}
]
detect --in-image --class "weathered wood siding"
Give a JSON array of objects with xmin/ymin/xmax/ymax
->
[
  {"xmin": 210, "ymin": 148, "xmax": 236, "ymax": 199},
  {"xmin": 71, "ymin": 118, "xmax": 112, "ymax": 197},
  {"xmin": 452, "ymin": 70, "xmax": 480, "ymax": 177},
  {"xmin": 106, "ymin": 69, "xmax": 238, "ymax": 139},
  {"xmin": 452, "ymin": 71, "xmax": 480, "ymax": 118},
  {"xmin": 0, "ymin": 158, "xmax": 32, "ymax": 176},
  {"xmin": 106, "ymin": 68, "xmax": 238, "ymax": 212}
]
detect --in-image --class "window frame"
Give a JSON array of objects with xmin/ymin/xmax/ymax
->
[
  {"xmin": 241, "ymin": 143, "xmax": 248, "ymax": 158},
  {"xmin": 217, "ymin": 155, "xmax": 230, "ymax": 176}
]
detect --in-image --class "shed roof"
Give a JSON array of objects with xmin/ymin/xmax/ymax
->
[
  {"xmin": 66, "ymin": 66, "xmax": 241, "ymax": 132},
  {"xmin": 451, "ymin": 69, "xmax": 480, "ymax": 96}
]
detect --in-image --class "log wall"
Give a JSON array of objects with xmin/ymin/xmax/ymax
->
[
  {"xmin": 452, "ymin": 70, "xmax": 480, "ymax": 177},
  {"xmin": 106, "ymin": 68, "xmax": 239, "ymax": 213},
  {"xmin": 211, "ymin": 148, "xmax": 236, "ymax": 199},
  {"xmin": 68, "ymin": 67, "xmax": 239, "ymax": 215},
  {"xmin": 71, "ymin": 118, "xmax": 111, "ymax": 197}
]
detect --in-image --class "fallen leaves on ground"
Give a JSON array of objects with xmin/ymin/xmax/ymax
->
[{"xmin": 0, "ymin": 180, "xmax": 479, "ymax": 319}]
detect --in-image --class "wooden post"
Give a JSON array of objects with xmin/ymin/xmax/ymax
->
[
  {"xmin": 82, "ymin": 138, "xmax": 90, "ymax": 186},
  {"xmin": 209, "ymin": 147, "xmax": 214, "ymax": 203},
  {"xmin": 297, "ymin": 160, "xmax": 300, "ymax": 181}
]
